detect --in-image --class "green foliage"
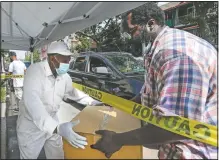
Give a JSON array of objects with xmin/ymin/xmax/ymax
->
[
  {"xmin": 1, "ymin": 49, "xmax": 10, "ymax": 64},
  {"xmin": 25, "ymin": 49, "xmax": 40, "ymax": 63},
  {"xmin": 0, "ymin": 49, "xmax": 9, "ymax": 55},
  {"xmin": 75, "ymin": 16, "xmax": 127, "ymax": 53},
  {"xmin": 74, "ymin": 2, "xmax": 161, "ymax": 55},
  {"xmin": 74, "ymin": 36, "xmax": 91, "ymax": 52},
  {"xmin": 1, "ymin": 87, "xmax": 6, "ymax": 103},
  {"xmin": 180, "ymin": 2, "xmax": 218, "ymax": 45}
]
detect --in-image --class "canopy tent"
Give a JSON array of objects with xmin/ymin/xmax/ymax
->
[{"xmin": 1, "ymin": 2, "xmax": 146, "ymax": 51}]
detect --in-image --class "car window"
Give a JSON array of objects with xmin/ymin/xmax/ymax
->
[
  {"xmin": 105, "ymin": 54, "xmax": 144, "ymax": 74},
  {"xmin": 69, "ymin": 60, "xmax": 75, "ymax": 70},
  {"xmin": 72, "ymin": 57, "xmax": 86, "ymax": 72},
  {"xmin": 89, "ymin": 57, "xmax": 111, "ymax": 74}
]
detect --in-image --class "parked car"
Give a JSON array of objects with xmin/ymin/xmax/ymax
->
[
  {"xmin": 68, "ymin": 52, "xmax": 144, "ymax": 100},
  {"xmin": 23, "ymin": 61, "xmax": 31, "ymax": 68}
]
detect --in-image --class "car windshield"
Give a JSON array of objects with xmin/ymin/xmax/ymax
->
[{"xmin": 105, "ymin": 54, "xmax": 145, "ymax": 74}]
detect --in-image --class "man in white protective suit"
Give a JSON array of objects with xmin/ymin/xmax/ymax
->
[{"xmin": 16, "ymin": 41, "xmax": 99, "ymax": 159}]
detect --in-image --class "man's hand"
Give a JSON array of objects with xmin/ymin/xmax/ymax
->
[{"xmin": 91, "ymin": 130, "xmax": 122, "ymax": 158}]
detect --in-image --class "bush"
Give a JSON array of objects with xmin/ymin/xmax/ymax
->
[{"xmin": 1, "ymin": 87, "xmax": 6, "ymax": 103}]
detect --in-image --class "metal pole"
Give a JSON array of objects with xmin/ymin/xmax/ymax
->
[
  {"xmin": 1, "ymin": 75, "xmax": 6, "ymax": 117},
  {"xmin": 30, "ymin": 37, "xmax": 34, "ymax": 64},
  {"xmin": 1, "ymin": 56, "xmax": 6, "ymax": 117},
  {"xmin": 31, "ymin": 52, "xmax": 33, "ymax": 64},
  {"xmin": 1, "ymin": 55, "xmax": 7, "ymax": 159}
]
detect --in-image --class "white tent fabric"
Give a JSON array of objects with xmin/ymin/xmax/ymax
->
[{"xmin": 1, "ymin": 2, "xmax": 146, "ymax": 51}]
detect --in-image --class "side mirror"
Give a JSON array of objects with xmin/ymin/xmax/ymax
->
[{"xmin": 94, "ymin": 67, "xmax": 112, "ymax": 76}]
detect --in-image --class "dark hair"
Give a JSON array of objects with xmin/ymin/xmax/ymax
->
[
  {"xmin": 9, "ymin": 51, "xmax": 16, "ymax": 57},
  {"xmin": 121, "ymin": 2, "xmax": 165, "ymax": 32}
]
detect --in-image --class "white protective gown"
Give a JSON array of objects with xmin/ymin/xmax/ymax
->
[{"xmin": 16, "ymin": 60, "xmax": 96, "ymax": 159}]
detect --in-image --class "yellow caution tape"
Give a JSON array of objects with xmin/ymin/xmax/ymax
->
[
  {"xmin": 73, "ymin": 82, "xmax": 217, "ymax": 147},
  {"xmin": 1, "ymin": 75, "xmax": 24, "ymax": 78}
]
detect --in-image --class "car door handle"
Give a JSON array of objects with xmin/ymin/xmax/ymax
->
[{"xmin": 82, "ymin": 77, "xmax": 88, "ymax": 80}]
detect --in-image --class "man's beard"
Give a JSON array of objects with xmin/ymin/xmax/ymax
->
[{"xmin": 132, "ymin": 30, "xmax": 149, "ymax": 43}]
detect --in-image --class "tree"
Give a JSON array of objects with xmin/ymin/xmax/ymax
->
[
  {"xmin": 1, "ymin": 49, "xmax": 10, "ymax": 72},
  {"xmin": 74, "ymin": 35, "xmax": 91, "ymax": 53},
  {"xmin": 74, "ymin": 2, "xmax": 162, "ymax": 56},
  {"xmin": 1, "ymin": 49, "xmax": 9, "ymax": 59},
  {"xmin": 180, "ymin": 2, "xmax": 218, "ymax": 46},
  {"xmin": 75, "ymin": 16, "xmax": 127, "ymax": 52},
  {"xmin": 25, "ymin": 49, "xmax": 40, "ymax": 63}
]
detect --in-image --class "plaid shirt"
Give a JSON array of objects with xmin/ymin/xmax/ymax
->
[{"xmin": 141, "ymin": 26, "xmax": 217, "ymax": 159}]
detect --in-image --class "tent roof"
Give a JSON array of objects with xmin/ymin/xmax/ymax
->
[{"xmin": 1, "ymin": 2, "xmax": 146, "ymax": 51}]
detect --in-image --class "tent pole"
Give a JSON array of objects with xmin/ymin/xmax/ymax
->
[
  {"xmin": 1, "ymin": 7, "xmax": 31, "ymax": 38},
  {"xmin": 1, "ymin": 55, "xmax": 6, "ymax": 118},
  {"xmin": 84, "ymin": 2, "xmax": 103, "ymax": 18},
  {"xmin": 49, "ymin": 2, "xmax": 102, "ymax": 26},
  {"xmin": 31, "ymin": 52, "xmax": 33, "ymax": 64},
  {"xmin": 45, "ymin": 2, "xmax": 78, "ymax": 41},
  {"xmin": 30, "ymin": 37, "xmax": 34, "ymax": 64}
]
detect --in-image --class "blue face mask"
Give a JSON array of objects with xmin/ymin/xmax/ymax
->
[
  {"xmin": 56, "ymin": 63, "xmax": 70, "ymax": 75},
  {"xmin": 54, "ymin": 57, "xmax": 70, "ymax": 75}
]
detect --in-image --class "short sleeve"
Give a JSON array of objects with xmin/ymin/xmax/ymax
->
[{"xmin": 9, "ymin": 62, "xmax": 13, "ymax": 72}]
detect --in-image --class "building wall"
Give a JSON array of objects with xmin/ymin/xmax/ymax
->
[{"xmin": 162, "ymin": 2, "xmax": 218, "ymax": 48}]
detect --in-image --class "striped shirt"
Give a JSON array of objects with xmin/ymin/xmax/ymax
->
[{"xmin": 141, "ymin": 26, "xmax": 217, "ymax": 159}]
